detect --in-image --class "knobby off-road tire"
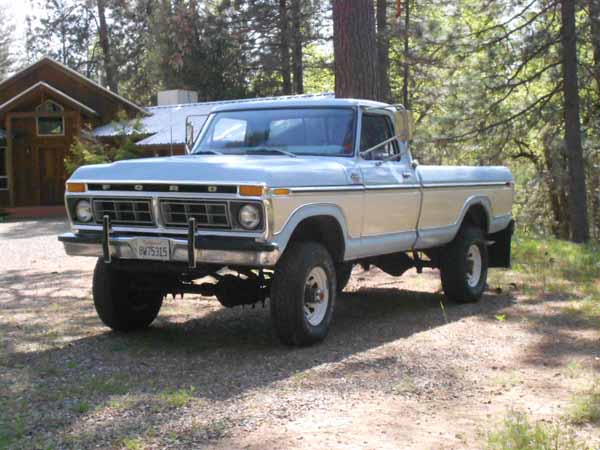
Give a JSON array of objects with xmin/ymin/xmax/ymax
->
[
  {"xmin": 93, "ymin": 259, "xmax": 163, "ymax": 332},
  {"xmin": 270, "ymin": 242, "xmax": 337, "ymax": 346},
  {"xmin": 440, "ymin": 225, "xmax": 489, "ymax": 303},
  {"xmin": 336, "ymin": 263, "xmax": 353, "ymax": 293}
]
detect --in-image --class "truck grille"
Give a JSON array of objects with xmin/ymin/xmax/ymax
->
[
  {"xmin": 93, "ymin": 199, "xmax": 154, "ymax": 226},
  {"xmin": 160, "ymin": 200, "xmax": 230, "ymax": 229}
]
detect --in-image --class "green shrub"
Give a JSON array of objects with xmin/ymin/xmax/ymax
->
[
  {"xmin": 485, "ymin": 411, "xmax": 587, "ymax": 450},
  {"xmin": 65, "ymin": 111, "xmax": 147, "ymax": 176},
  {"xmin": 570, "ymin": 381, "xmax": 600, "ymax": 425}
]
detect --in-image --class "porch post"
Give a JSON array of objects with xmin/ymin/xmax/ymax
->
[{"xmin": 5, "ymin": 115, "xmax": 14, "ymax": 207}]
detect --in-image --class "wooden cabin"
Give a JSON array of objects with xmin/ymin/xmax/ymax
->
[{"xmin": 0, "ymin": 57, "xmax": 146, "ymax": 208}]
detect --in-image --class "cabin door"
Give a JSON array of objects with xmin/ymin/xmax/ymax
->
[{"xmin": 39, "ymin": 147, "xmax": 66, "ymax": 205}]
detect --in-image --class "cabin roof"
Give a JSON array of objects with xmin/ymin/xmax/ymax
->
[
  {"xmin": 0, "ymin": 81, "xmax": 100, "ymax": 117},
  {"xmin": 0, "ymin": 57, "xmax": 148, "ymax": 118}
]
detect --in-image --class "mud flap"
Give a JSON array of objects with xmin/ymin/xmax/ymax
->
[{"xmin": 488, "ymin": 220, "xmax": 515, "ymax": 268}]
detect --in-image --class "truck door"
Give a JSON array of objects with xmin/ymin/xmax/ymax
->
[{"xmin": 357, "ymin": 112, "xmax": 421, "ymax": 255}]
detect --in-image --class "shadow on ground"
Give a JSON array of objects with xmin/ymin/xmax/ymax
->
[
  {"xmin": 0, "ymin": 219, "xmax": 69, "ymax": 240},
  {"xmin": 2, "ymin": 264, "xmax": 597, "ymax": 448}
]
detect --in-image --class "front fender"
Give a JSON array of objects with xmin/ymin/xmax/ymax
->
[{"xmin": 270, "ymin": 203, "xmax": 351, "ymax": 257}]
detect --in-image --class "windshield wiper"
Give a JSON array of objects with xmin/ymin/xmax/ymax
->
[
  {"xmin": 193, "ymin": 149, "xmax": 223, "ymax": 155},
  {"xmin": 245, "ymin": 147, "xmax": 297, "ymax": 158}
]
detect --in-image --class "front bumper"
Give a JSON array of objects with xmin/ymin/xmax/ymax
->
[{"xmin": 58, "ymin": 232, "xmax": 280, "ymax": 267}]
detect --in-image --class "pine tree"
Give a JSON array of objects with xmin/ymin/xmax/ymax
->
[{"xmin": 0, "ymin": 8, "xmax": 14, "ymax": 80}]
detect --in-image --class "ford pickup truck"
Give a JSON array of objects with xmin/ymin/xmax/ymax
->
[{"xmin": 59, "ymin": 98, "xmax": 514, "ymax": 346}]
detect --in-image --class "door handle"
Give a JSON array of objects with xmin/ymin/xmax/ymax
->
[{"xmin": 402, "ymin": 172, "xmax": 412, "ymax": 179}]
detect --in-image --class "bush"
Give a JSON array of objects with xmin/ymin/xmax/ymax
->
[
  {"xmin": 64, "ymin": 138, "xmax": 109, "ymax": 175},
  {"xmin": 65, "ymin": 111, "xmax": 146, "ymax": 176},
  {"xmin": 485, "ymin": 411, "xmax": 587, "ymax": 450},
  {"xmin": 570, "ymin": 381, "xmax": 600, "ymax": 425}
]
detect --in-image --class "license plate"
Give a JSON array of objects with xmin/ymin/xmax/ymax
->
[{"xmin": 136, "ymin": 238, "xmax": 170, "ymax": 261}]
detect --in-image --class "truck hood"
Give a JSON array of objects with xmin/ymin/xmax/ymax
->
[{"xmin": 70, "ymin": 154, "xmax": 354, "ymax": 187}]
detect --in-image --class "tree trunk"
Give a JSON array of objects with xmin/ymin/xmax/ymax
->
[
  {"xmin": 589, "ymin": 0, "xmax": 600, "ymax": 97},
  {"xmin": 279, "ymin": 0, "xmax": 292, "ymax": 95},
  {"xmin": 333, "ymin": 0, "xmax": 379, "ymax": 100},
  {"xmin": 402, "ymin": 0, "xmax": 410, "ymax": 107},
  {"xmin": 588, "ymin": 0, "xmax": 600, "ymax": 239},
  {"xmin": 542, "ymin": 131, "xmax": 571, "ymax": 239},
  {"xmin": 560, "ymin": 0, "xmax": 589, "ymax": 242},
  {"xmin": 376, "ymin": 0, "xmax": 392, "ymax": 102},
  {"xmin": 97, "ymin": 0, "xmax": 118, "ymax": 93},
  {"xmin": 291, "ymin": 0, "xmax": 304, "ymax": 94}
]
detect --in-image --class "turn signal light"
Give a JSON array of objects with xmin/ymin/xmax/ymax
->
[
  {"xmin": 67, "ymin": 182, "xmax": 86, "ymax": 193},
  {"xmin": 272, "ymin": 188, "xmax": 290, "ymax": 196},
  {"xmin": 239, "ymin": 185, "xmax": 264, "ymax": 196}
]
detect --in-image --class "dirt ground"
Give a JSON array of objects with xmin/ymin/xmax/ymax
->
[{"xmin": 1, "ymin": 219, "xmax": 599, "ymax": 449}]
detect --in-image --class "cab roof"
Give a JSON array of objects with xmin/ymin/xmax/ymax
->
[{"xmin": 210, "ymin": 97, "xmax": 391, "ymax": 113}]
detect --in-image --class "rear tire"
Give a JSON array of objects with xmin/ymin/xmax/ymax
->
[
  {"xmin": 270, "ymin": 242, "xmax": 336, "ymax": 346},
  {"xmin": 93, "ymin": 259, "xmax": 163, "ymax": 332},
  {"xmin": 440, "ymin": 225, "xmax": 488, "ymax": 303}
]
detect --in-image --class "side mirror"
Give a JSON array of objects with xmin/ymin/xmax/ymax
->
[
  {"xmin": 395, "ymin": 110, "xmax": 415, "ymax": 141},
  {"xmin": 185, "ymin": 119, "xmax": 195, "ymax": 153}
]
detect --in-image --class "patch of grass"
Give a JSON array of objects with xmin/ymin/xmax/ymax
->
[
  {"xmin": 107, "ymin": 395, "xmax": 138, "ymax": 411},
  {"xmin": 66, "ymin": 360, "xmax": 78, "ymax": 369},
  {"xmin": 121, "ymin": 437, "xmax": 145, "ymax": 450},
  {"xmin": 493, "ymin": 370, "xmax": 524, "ymax": 388},
  {"xmin": 83, "ymin": 375, "xmax": 130, "ymax": 396},
  {"xmin": 71, "ymin": 400, "xmax": 91, "ymax": 414},
  {"xmin": 485, "ymin": 411, "xmax": 587, "ymax": 450},
  {"xmin": 565, "ymin": 361, "xmax": 585, "ymax": 379},
  {"xmin": 189, "ymin": 418, "xmax": 233, "ymax": 441},
  {"xmin": 512, "ymin": 236, "xmax": 600, "ymax": 291},
  {"xmin": 569, "ymin": 381, "xmax": 600, "ymax": 425},
  {"xmin": 0, "ymin": 414, "xmax": 26, "ymax": 449},
  {"xmin": 391, "ymin": 374, "xmax": 417, "ymax": 394},
  {"xmin": 507, "ymin": 235, "xmax": 600, "ymax": 322},
  {"xmin": 158, "ymin": 386, "xmax": 196, "ymax": 408}
]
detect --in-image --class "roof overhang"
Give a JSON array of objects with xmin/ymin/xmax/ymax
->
[{"xmin": 0, "ymin": 82, "xmax": 100, "ymax": 117}]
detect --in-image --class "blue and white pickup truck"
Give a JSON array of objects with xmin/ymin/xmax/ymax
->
[{"xmin": 59, "ymin": 98, "xmax": 514, "ymax": 346}]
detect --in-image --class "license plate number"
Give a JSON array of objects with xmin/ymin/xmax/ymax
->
[{"xmin": 136, "ymin": 239, "xmax": 170, "ymax": 261}]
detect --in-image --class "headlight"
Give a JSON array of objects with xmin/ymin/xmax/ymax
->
[
  {"xmin": 75, "ymin": 199, "xmax": 93, "ymax": 222},
  {"xmin": 238, "ymin": 204, "xmax": 261, "ymax": 230}
]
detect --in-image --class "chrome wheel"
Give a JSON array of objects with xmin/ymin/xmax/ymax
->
[
  {"xmin": 466, "ymin": 244, "xmax": 482, "ymax": 287},
  {"xmin": 304, "ymin": 266, "xmax": 330, "ymax": 326}
]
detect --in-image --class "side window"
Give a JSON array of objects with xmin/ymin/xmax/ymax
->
[{"xmin": 360, "ymin": 114, "xmax": 397, "ymax": 160}]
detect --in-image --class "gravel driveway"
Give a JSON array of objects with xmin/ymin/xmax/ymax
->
[{"xmin": 1, "ymin": 219, "xmax": 598, "ymax": 449}]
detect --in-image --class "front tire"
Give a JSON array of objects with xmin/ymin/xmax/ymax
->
[
  {"xmin": 440, "ymin": 225, "xmax": 488, "ymax": 303},
  {"xmin": 93, "ymin": 259, "xmax": 163, "ymax": 332},
  {"xmin": 270, "ymin": 242, "xmax": 336, "ymax": 346}
]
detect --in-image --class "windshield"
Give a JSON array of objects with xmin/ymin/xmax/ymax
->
[{"xmin": 193, "ymin": 108, "xmax": 355, "ymax": 157}]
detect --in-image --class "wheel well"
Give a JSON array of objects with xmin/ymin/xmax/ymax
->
[
  {"xmin": 287, "ymin": 215, "xmax": 345, "ymax": 262},
  {"xmin": 462, "ymin": 203, "xmax": 489, "ymax": 233}
]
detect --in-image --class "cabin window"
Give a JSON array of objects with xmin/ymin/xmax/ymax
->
[
  {"xmin": 0, "ymin": 147, "xmax": 7, "ymax": 190},
  {"xmin": 36, "ymin": 100, "xmax": 65, "ymax": 136}
]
